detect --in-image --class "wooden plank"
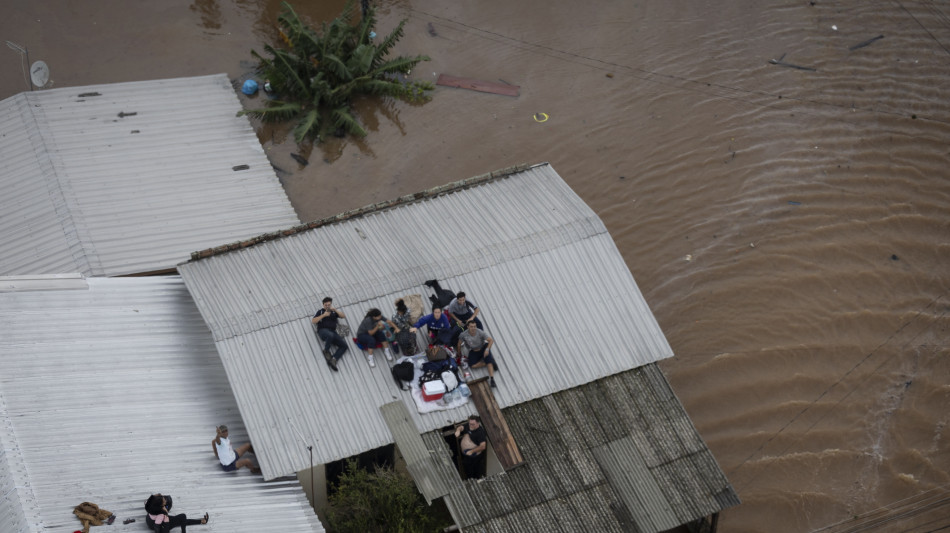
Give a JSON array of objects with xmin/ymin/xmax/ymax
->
[
  {"xmin": 436, "ymin": 74, "xmax": 520, "ymax": 97},
  {"xmin": 468, "ymin": 377, "xmax": 525, "ymax": 470}
]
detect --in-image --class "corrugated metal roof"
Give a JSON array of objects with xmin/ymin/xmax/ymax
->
[
  {"xmin": 380, "ymin": 401, "xmax": 454, "ymax": 504},
  {"xmin": 435, "ymin": 365, "xmax": 738, "ymax": 533},
  {"xmin": 0, "ymin": 276, "xmax": 323, "ymax": 533},
  {"xmin": 177, "ymin": 163, "xmax": 675, "ymax": 478},
  {"xmin": 0, "ymin": 74, "xmax": 300, "ymax": 277}
]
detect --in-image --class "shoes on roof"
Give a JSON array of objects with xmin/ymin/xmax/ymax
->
[
  {"xmin": 489, "ymin": 377, "xmax": 497, "ymax": 388},
  {"xmin": 327, "ymin": 357, "xmax": 338, "ymax": 372},
  {"xmin": 368, "ymin": 354, "xmax": 376, "ymax": 368}
]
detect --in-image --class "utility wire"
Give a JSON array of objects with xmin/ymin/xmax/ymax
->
[{"xmin": 409, "ymin": 7, "xmax": 950, "ymax": 127}]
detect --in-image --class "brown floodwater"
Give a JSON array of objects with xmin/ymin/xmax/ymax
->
[{"xmin": 3, "ymin": 1, "xmax": 948, "ymax": 531}]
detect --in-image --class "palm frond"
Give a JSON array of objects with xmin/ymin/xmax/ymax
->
[
  {"xmin": 321, "ymin": 53, "xmax": 351, "ymax": 81},
  {"xmin": 329, "ymin": 106, "xmax": 367, "ymax": 137},
  {"xmin": 292, "ymin": 109, "xmax": 321, "ymax": 143},
  {"xmin": 372, "ymin": 55, "xmax": 429, "ymax": 76},
  {"xmin": 238, "ymin": 101, "xmax": 303, "ymax": 122},
  {"xmin": 372, "ymin": 19, "xmax": 406, "ymax": 66}
]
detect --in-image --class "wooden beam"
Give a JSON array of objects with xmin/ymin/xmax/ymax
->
[
  {"xmin": 468, "ymin": 377, "xmax": 524, "ymax": 470},
  {"xmin": 436, "ymin": 74, "xmax": 520, "ymax": 97}
]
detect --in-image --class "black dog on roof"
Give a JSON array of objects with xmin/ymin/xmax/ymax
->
[{"xmin": 424, "ymin": 279, "xmax": 455, "ymax": 309}]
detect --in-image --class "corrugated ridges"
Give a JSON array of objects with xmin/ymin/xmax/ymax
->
[
  {"xmin": 435, "ymin": 365, "xmax": 737, "ymax": 532},
  {"xmin": 177, "ymin": 164, "xmax": 675, "ymax": 478},
  {"xmin": 0, "ymin": 277, "xmax": 322, "ymax": 532},
  {"xmin": 0, "ymin": 74, "xmax": 300, "ymax": 277}
]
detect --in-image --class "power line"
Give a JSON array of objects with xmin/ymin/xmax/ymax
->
[{"xmin": 409, "ymin": 8, "xmax": 950, "ymax": 126}]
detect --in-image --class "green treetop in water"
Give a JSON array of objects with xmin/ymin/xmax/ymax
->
[{"xmin": 240, "ymin": 1, "xmax": 433, "ymax": 143}]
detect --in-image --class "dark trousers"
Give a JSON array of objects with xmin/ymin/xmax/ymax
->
[
  {"xmin": 462, "ymin": 451, "xmax": 485, "ymax": 479},
  {"xmin": 430, "ymin": 327, "xmax": 454, "ymax": 346},
  {"xmin": 147, "ymin": 514, "xmax": 202, "ymax": 533},
  {"xmin": 317, "ymin": 328, "xmax": 348, "ymax": 359},
  {"xmin": 466, "ymin": 346, "xmax": 496, "ymax": 369}
]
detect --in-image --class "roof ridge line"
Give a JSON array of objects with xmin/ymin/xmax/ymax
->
[{"xmin": 184, "ymin": 162, "xmax": 547, "ymax": 264}]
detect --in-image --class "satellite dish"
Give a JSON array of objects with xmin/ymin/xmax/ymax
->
[{"xmin": 30, "ymin": 61, "xmax": 49, "ymax": 88}]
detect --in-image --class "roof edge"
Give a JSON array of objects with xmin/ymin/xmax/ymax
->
[{"xmin": 183, "ymin": 162, "xmax": 547, "ymax": 264}]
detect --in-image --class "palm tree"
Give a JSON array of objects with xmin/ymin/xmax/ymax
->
[{"xmin": 239, "ymin": 1, "xmax": 433, "ymax": 143}]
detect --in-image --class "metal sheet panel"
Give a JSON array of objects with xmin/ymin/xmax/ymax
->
[
  {"xmin": 380, "ymin": 402, "xmax": 453, "ymax": 504},
  {"xmin": 0, "ymin": 277, "xmax": 323, "ymax": 533},
  {"xmin": 178, "ymin": 164, "xmax": 675, "ymax": 477},
  {"xmin": 592, "ymin": 437, "xmax": 679, "ymax": 532},
  {"xmin": 0, "ymin": 74, "xmax": 300, "ymax": 277}
]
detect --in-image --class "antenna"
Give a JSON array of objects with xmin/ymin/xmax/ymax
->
[{"xmin": 5, "ymin": 40, "xmax": 33, "ymax": 91}]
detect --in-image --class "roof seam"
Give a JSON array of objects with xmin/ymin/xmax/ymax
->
[{"xmin": 184, "ymin": 162, "xmax": 548, "ymax": 263}]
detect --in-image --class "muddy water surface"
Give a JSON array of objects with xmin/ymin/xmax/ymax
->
[{"xmin": 3, "ymin": 1, "xmax": 949, "ymax": 531}]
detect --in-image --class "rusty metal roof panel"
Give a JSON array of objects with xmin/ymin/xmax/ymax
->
[
  {"xmin": 0, "ymin": 276, "xmax": 323, "ymax": 533},
  {"xmin": 177, "ymin": 163, "xmax": 675, "ymax": 479},
  {"xmin": 0, "ymin": 74, "xmax": 300, "ymax": 277}
]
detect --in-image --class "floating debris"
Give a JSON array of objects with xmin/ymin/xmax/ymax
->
[
  {"xmin": 768, "ymin": 53, "xmax": 817, "ymax": 72},
  {"xmin": 849, "ymin": 35, "xmax": 884, "ymax": 51}
]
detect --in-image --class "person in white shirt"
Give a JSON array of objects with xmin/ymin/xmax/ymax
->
[{"xmin": 212, "ymin": 425, "xmax": 260, "ymax": 474}]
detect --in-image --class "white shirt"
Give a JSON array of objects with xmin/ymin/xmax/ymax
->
[{"xmin": 216, "ymin": 436, "xmax": 236, "ymax": 465}]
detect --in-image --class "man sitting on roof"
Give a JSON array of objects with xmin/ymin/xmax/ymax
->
[
  {"xmin": 312, "ymin": 296, "xmax": 348, "ymax": 372},
  {"xmin": 212, "ymin": 425, "xmax": 260, "ymax": 474},
  {"xmin": 410, "ymin": 306, "xmax": 454, "ymax": 346},
  {"xmin": 458, "ymin": 320, "xmax": 498, "ymax": 388},
  {"xmin": 454, "ymin": 415, "xmax": 488, "ymax": 480},
  {"xmin": 445, "ymin": 291, "xmax": 483, "ymax": 329},
  {"xmin": 356, "ymin": 308, "xmax": 398, "ymax": 368}
]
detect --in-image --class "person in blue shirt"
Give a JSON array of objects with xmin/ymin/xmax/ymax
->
[{"xmin": 410, "ymin": 306, "xmax": 454, "ymax": 346}]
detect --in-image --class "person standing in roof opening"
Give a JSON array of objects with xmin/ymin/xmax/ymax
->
[
  {"xmin": 454, "ymin": 415, "xmax": 488, "ymax": 479},
  {"xmin": 356, "ymin": 308, "xmax": 398, "ymax": 368},
  {"xmin": 410, "ymin": 306, "xmax": 454, "ymax": 346},
  {"xmin": 312, "ymin": 296, "xmax": 348, "ymax": 372}
]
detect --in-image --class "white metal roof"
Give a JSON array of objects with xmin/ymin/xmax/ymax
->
[
  {"xmin": 0, "ymin": 276, "xmax": 323, "ymax": 533},
  {"xmin": 0, "ymin": 74, "xmax": 300, "ymax": 277},
  {"xmin": 177, "ymin": 163, "xmax": 674, "ymax": 479}
]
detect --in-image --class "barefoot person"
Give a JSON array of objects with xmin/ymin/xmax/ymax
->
[
  {"xmin": 144, "ymin": 493, "xmax": 208, "ymax": 532},
  {"xmin": 212, "ymin": 425, "xmax": 260, "ymax": 474}
]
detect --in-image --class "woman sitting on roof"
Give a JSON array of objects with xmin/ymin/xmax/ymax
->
[
  {"xmin": 356, "ymin": 308, "xmax": 398, "ymax": 368},
  {"xmin": 409, "ymin": 306, "xmax": 454, "ymax": 346},
  {"xmin": 144, "ymin": 494, "xmax": 208, "ymax": 532},
  {"xmin": 392, "ymin": 299, "xmax": 418, "ymax": 355}
]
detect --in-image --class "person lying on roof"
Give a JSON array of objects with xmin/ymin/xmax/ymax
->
[{"xmin": 410, "ymin": 305, "xmax": 454, "ymax": 346}]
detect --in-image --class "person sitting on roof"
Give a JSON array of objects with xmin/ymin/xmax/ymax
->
[
  {"xmin": 144, "ymin": 493, "xmax": 208, "ymax": 532},
  {"xmin": 445, "ymin": 291, "xmax": 483, "ymax": 329},
  {"xmin": 454, "ymin": 415, "xmax": 488, "ymax": 480},
  {"xmin": 392, "ymin": 299, "xmax": 418, "ymax": 355},
  {"xmin": 410, "ymin": 305, "xmax": 454, "ymax": 346},
  {"xmin": 457, "ymin": 320, "xmax": 499, "ymax": 388},
  {"xmin": 212, "ymin": 425, "xmax": 260, "ymax": 474},
  {"xmin": 312, "ymin": 296, "xmax": 348, "ymax": 372},
  {"xmin": 356, "ymin": 308, "xmax": 398, "ymax": 368}
]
